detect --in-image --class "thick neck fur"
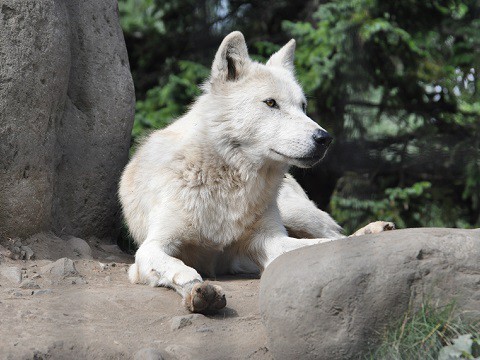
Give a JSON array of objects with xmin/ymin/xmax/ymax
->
[{"xmin": 177, "ymin": 95, "xmax": 288, "ymax": 246}]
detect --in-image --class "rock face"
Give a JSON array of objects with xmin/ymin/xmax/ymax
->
[
  {"xmin": 0, "ymin": 0, "xmax": 134, "ymax": 240},
  {"xmin": 259, "ymin": 228, "xmax": 480, "ymax": 360}
]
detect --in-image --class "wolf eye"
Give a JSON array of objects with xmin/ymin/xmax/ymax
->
[{"xmin": 263, "ymin": 99, "xmax": 278, "ymax": 108}]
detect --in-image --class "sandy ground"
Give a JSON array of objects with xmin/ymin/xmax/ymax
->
[{"xmin": 0, "ymin": 234, "xmax": 271, "ymax": 360}]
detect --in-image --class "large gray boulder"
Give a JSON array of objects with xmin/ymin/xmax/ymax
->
[
  {"xmin": 0, "ymin": 0, "xmax": 134, "ymax": 240},
  {"xmin": 260, "ymin": 228, "xmax": 480, "ymax": 360}
]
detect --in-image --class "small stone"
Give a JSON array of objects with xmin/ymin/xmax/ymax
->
[
  {"xmin": 100, "ymin": 244, "xmax": 123, "ymax": 254},
  {"xmin": 19, "ymin": 279, "xmax": 40, "ymax": 289},
  {"xmin": 0, "ymin": 244, "xmax": 14, "ymax": 259},
  {"xmin": 104, "ymin": 276, "xmax": 111, "ymax": 282},
  {"xmin": 67, "ymin": 237, "xmax": 92, "ymax": 259},
  {"xmin": 133, "ymin": 348, "xmax": 165, "ymax": 360},
  {"xmin": 70, "ymin": 277, "xmax": 87, "ymax": 285},
  {"xmin": 32, "ymin": 289, "xmax": 53, "ymax": 296},
  {"xmin": 98, "ymin": 262, "xmax": 107, "ymax": 270},
  {"xmin": 164, "ymin": 345, "xmax": 193, "ymax": 360},
  {"xmin": 196, "ymin": 326, "xmax": 214, "ymax": 333},
  {"xmin": 41, "ymin": 258, "xmax": 78, "ymax": 279},
  {"xmin": 12, "ymin": 238, "xmax": 23, "ymax": 247},
  {"xmin": 0, "ymin": 266, "xmax": 22, "ymax": 284},
  {"xmin": 51, "ymin": 340, "xmax": 64, "ymax": 349},
  {"xmin": 20, "ymin": 245, "xmax": 34, "ymax": 260},
  {"xmin": 170, "ymin": 314, "xmax": 204, "ymax": 331}
]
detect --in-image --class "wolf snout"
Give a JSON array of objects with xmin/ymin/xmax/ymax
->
[{"xmin": 312, "ymin": 129, "xmax": 333, "ymax": 148}]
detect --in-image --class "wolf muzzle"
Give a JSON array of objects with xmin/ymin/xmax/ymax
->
[
  {"xmin": 312, "ymin": 129, "xmax": 333, "ymax": 159},
  {"xmin": 313, "ymin": 129, "xmax": 333, "ymax": 148}
]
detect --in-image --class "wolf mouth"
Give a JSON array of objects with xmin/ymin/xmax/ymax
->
[{"xmin": 270, "ymin": 149, "xmax": 320, "ymax": 162}]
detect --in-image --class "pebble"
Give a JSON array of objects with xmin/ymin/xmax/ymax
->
[
  {"xmin": 67, "ymin": 237, "xmax": 92, "ymax": 259},
  {"xmin": 41, "ymin": 258, "xmax": 78, "ymax": 279},
  {"xmin": 196, "ymin": 326, "xmax": 214, "ymax": 333},
  {"xmin": 32, "ymin": 289, "xmax": 53, "ymax": 296},
  {"xmin": 100, "ymin": 244, "xmax": 123, "ymax": 254},
  {"xmin": 19, "ymin": 279, "xmax": 40, "ymax": 289},
  {"xmin": 70, "ymin": 277, "xmax": 87, "ymax": 285},
  {"xmin": 0, "ymin": 244, "xmax": 13, "ymax": 258},
  {"xmin": 164, "ymin": 345, "xmax": 193, "ymax": 360},
  {"xmin": 170, "ymin": 314, "xmax": 205, "ymax": 331},
  {"xmin": 98, "ymin": 262, "xmax": 117, "ymax": 270},
  {"xmin": 20, "ymin": 245, "xmax": 34, "ymax": 260},
  {"xmin": 133, "ymin": 348, "xmax": 165, "ymax": 360},
  {"xmin": 50, "ymin": 340, "xmax": 64, "ymax": 349}
]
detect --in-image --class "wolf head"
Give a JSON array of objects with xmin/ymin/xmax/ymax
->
[{"xmin": 202, "ymin": 31, "xmax": 332, "ymax": 169}]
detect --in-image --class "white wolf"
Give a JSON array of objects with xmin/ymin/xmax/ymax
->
[{"xmin": 119, "ymin": 31, "xmax": 394, "ymax": 313}]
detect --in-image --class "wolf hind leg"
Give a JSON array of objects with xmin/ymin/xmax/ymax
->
[{"xmin": 132, "ymin": 240, "xmax": 226, "ymax": 313}]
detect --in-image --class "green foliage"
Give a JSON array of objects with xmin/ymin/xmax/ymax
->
[
  {"xmin": 286, "ymin": 0, "xmax": 480, "ymax": 231},
  {"xmin": 366, "ymin": 301, "xmax": 480, "ymax": 360},
  {"xmin": 332, "ymin": 175, "xmax": 473, "ymax": 234},
  {"xmin": 118, "ymin": 0, "xmax": 166, "ymax": 34},
  {"xmin": 463, "ymin": 149, "xmax": 480, "ymax": 211},
  {"xmin": 132, "ymin": 61, "xmax": 209, "ymax": 142}
]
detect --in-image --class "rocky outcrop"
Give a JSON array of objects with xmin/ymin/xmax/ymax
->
[
  {"xmin": 0, "ymin": 0, "xmax": 134, "ymax": 241},
  {"xmin": 259, "ymin": 228, "xmax": 480, "ymax": 360}
]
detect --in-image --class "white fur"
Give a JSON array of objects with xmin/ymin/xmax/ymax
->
[{"xmin": 119, "ymin": 32, "xmax": 392, "ymax": 308}]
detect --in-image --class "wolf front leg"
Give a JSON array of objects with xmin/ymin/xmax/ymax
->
[
  {"xmin": 260, "ymin": 235, "xmax": 335, "ymax": 269},
  {"xmin": 278, "ymin": 174, "xmax": 345, "ymax": 239},
  {"xmin": 250, "ymin": 204, "xmax": 339, "ymax": 269},
  {"xmin": 130, "ymin": 240, "xmax": 226, "ymax": 313}
]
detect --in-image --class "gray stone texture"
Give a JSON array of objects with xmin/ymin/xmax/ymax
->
[
  {"xmin": 67, "ymin": 237, "xmax": 92, "ymax": 259},
  {"xmin": 0, "ymin": 265, "xmax": 22, "ymax": 284},
  {"xmin": 260, "ymin": 228, "xmax": 480, "ymax": 360},
  {"xmin": 0, "ymin": 0, "xmax": 134, "ymax": 240},
  {"xmin": 41, "ymin": 257, "xmax": 77, "ymax": 279}
]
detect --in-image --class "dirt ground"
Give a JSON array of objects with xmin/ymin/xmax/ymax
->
[{"xmin": 0, "ymin": 234, "xmax": 271, "ymax": 360}]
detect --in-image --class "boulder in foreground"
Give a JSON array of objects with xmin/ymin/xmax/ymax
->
[{"xmin": 260, "ymin": 228, "xmax": 480, "ymax": 360}]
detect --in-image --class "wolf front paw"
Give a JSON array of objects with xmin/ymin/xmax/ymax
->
[
  {"xmin": 351, "ymin": 221, "xmax": 395, "ymax": 236},
  {"xmin": 184, "ymin": 282, "xmax": 226, "ymax": 314}
]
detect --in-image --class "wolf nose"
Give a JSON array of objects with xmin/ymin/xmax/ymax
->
[{"xmin": 312, "ymin": 129, "xmax": 333, "ymax": 147}]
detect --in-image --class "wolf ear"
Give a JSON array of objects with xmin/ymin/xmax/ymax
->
[
  {"xmin": 266, "ymin": 39, "xmax": 296, "ymax": 73},
  {"xmin": 211, "ymin": 31, "xmax": 250, "ymax": 82}
]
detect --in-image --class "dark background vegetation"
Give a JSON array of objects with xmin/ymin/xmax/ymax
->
[{"xmin": 118, "ymin": 0, "xmax": 480, "ymax": 234}]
